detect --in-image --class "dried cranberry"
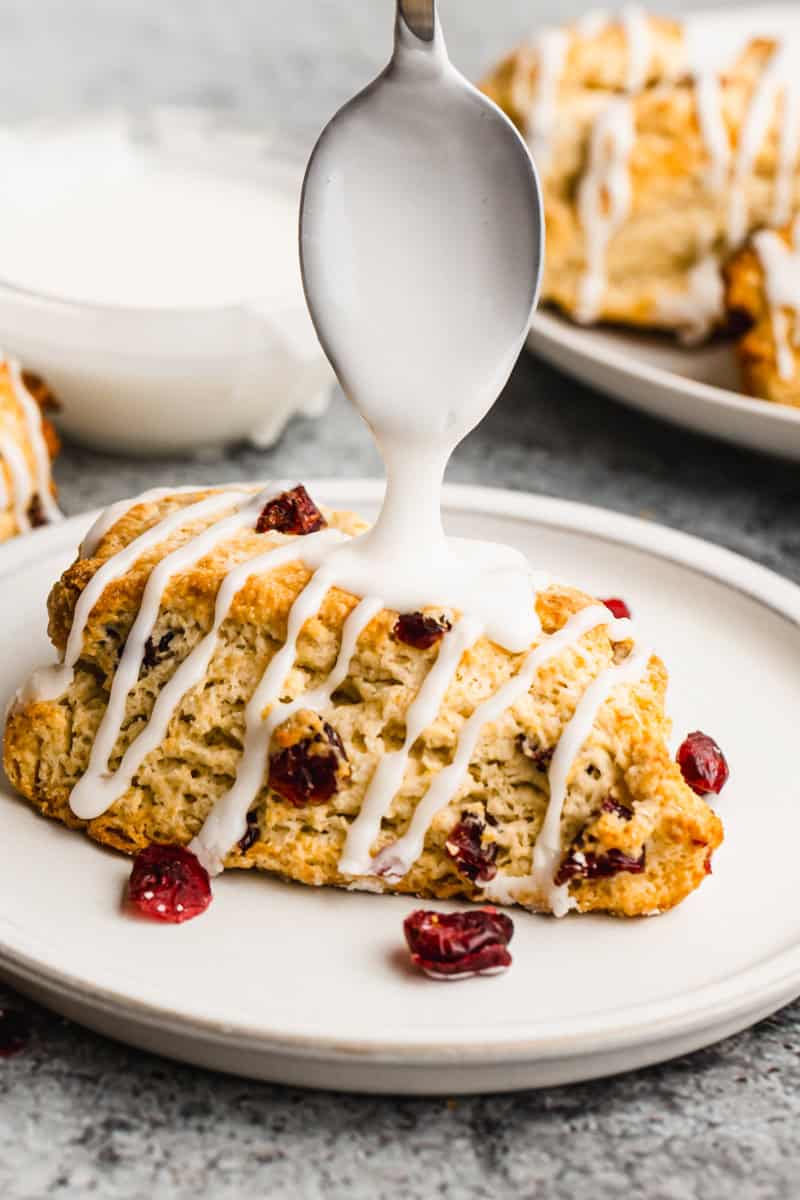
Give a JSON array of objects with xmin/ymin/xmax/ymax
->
[
  {"xmin": 601, "ymin": 797, "xmax": 634, "ymax": 821},
  {"xmin": 256, "ymin": 485, "xmax": 326, "ymax": 536},
  {"xmin": 554, "ymin": 847, "xmax": 645, "ymax": 887},
  {"xmin": 142, "ymin": 630, "xmax": 176, "ymax": 670},
  {"xmin": 268, "ymin": 722, "xmax": 346, "ymax": 808},
  {"xmin": 602, "ymin": 597, "xmax": 631, "ymax": 620},
  {"xmin": 445, "ymin": 813, "xmax": 498, "ymax": 883},
  {"xmin": 0, "ymin": 1008, "xmax": 31, "ymax": 1057},
  {"xmin": 128, "ymin": 844, "xmax": 212, "ymax": 923},
  {"xmin": 518, "ymin": 734, "xmax": 554, "ymax": 770},
  {"xmin": 394, "ymin": 612, "xmax": 452, "ymax": 650},
  {"xmin": 677, "ymin": 731, "xmax": 729, "ymax": 795},
  {"xmin": 404, "ymin": 908, "xmax": 514, "ymax": 980},
  {"xmin": 238, "ymin": 809, "xmax": 260, "ymax": 853}
]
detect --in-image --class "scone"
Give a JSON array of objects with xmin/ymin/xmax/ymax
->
[
  {"xmin": 4, "ymin": 483, "xmax": 723, "ymax": 919},
  {"xmin": 482, "ymin": 10, "xmax": 800, "ymax": 340},
  {"xmin": 0, "ymin": 355, "xmax": 61, "ymax": 538},
  {"xmin": 724, "ymin": 217, "xmax": 800, "ymax": 406}
]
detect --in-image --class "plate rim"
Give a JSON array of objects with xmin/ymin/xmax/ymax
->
[
  {"xmin": 529, "ymin": 307, "xmax": 800, "ymax": 428},
  {"xmin": 1, "ymin": 477, "xmax": 799, "ymax": 1066}
]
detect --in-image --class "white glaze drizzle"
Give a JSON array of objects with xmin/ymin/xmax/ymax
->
[
  {"xmin": 28, "ymin": 489, "xmax": 249, "ymax": 704},
  {"xmin": 727, "ymin": 42, "xmax": 788, "ymax": 248},
  {"xmin": 78, "ymin": 481, "xmax": 259, "ymax": 559},
  {"xmin": 7, "ymin": 360, "xmax": 62, "ymax": 525},
  {"xmin": 773, "ymin": 81, "xmax": 800, "ymax": 227},
  {"xmin": 189, "ymin": 560, "xmax": 342, "ymax": 871},
  {"xmin": 752, "ymin": 216, "xmax": 800, "ymax": 381},
  {"xmin": 509, "ymin": 44, "xmax": 537, "ymax": 128},
  {"xmin": 693, "ymin": 68, "xmax": 731, "ymax": 194},
  {"xmin": 368, "ymin": 606, "xmax": 634, "ymax": 886},
  {"xmin": 80, "ymin": 487, "xmax": 175, "ymax": 559},
  {"xmin": 532, "ymin": 640, "xmax": 648, "ymax": 915},
  {"xmin": 773, "ymin": 308, "xmax": 794, "ymax": 381},
  {"xmin": 576, "ymin": 96, "xmax": 635, "ymax": 324},
  {"xmin": 69, "ymin": 485, "xmax": 279, "ymax": 819},
  {"xmin": 653, "ymin": 255, "xmax": 724, "ymax": 344},
  {"xmin": 253, "ymin": 591, "xmax": 385, "ymax": 745},
  {"xmin": 188, "ymin": 511, "xmax": 530, "ymax": 876},
  {"xmin": 547, "ymin": 8, "xmax": 650, "ymax": 319},
  {"xmin": 621, "ymin": 5, "xmax": 650, "ymax": 94},
  {"xmin": 0, "ymin": 354, "xmax": 62, "ymax": 532},
  {"xmin": 523, "ymin": 28, "xmax": 568, "ymax": 171},
  {"xmin": 337, "ymin": 615, "xmax": 484, "ymax": 877},
  {"xmin": 73, "ymin": 527, "xmax": 349, "ymax": 822},
  {"xmin": 0, "ymin": 432, "xmax": 35, "ymax": 534},
  {"xmin": 483, "ymin": 638, "xmax": 649, "ymax": 918}
]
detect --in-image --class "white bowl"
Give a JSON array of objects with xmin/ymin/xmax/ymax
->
[{"xmin": 0, "ymin": 110, "xmax": 332, "ymax": 456}]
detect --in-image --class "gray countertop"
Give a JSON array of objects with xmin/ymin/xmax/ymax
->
[{"xmin": 2, "ymin": 2, "xmax": 800, "ymax": 1198}]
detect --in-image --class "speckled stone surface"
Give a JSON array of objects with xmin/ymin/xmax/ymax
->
[{"xmin": 2, "ymin": 1, "xmax": 800, "ymax": 1197}]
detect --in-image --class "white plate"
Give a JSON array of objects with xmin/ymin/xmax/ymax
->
[
  {"xmin": 0, "ymin": 480, "xmax": 798, "ymax": 1095},
  {"xmin": 528, "ymin": 310, "xmax": 800, "ymax": 461}
]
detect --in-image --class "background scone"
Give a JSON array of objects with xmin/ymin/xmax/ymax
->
[
  {"xmin": 482, "ymin": 11, "xmax": 800, "ymax": 340},
  {"xmin": 0, "ymin": 355, "xmax": 61, "ymax": 539},
  {"xmin": 4, "ymin": 485, "xmax": 723, "ymax": 919},
  {"xmin": 725, "ymin": 218, "xmax": 800, "ymax": 407}
]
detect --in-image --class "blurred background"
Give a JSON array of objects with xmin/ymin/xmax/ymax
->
[{"xmin": 0, "ymin": 0, "xmax": 734, "ymax": 147}]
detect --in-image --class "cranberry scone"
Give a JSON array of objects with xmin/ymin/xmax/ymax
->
[
  {"xmin": 4, "ymin": 484, "xmax": 723, "ymax": 918},
  {"xmin": 482, "ymin": 9, "xmax": 800, "ymax": 340},
  {"xmin": 0, "ymin": 355, "xmax": 61, "ymax": 538},
  {"xmin": 724, "ymin": 217, "xmax": 800, "ymax": 406}
]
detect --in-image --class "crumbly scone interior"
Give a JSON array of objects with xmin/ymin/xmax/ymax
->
[{"xmin": 5, "ymin": 487, "xmax": 723, "ymax": 918}]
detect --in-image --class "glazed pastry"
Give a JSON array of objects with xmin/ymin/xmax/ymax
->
[
  {"xmin": 725, "ymin": 216, "xmax": 800, "ymax": 406},
  {"xmin": 0, "ymin": 355, "xmax": 61, "ymax": 538},
  {"xmin": 482, "ymin": 10, "xmax": 800, "ymax": 341},
  {"xmin": 4, "ymin": 483, "xmax": 723, "ymax": 918}
]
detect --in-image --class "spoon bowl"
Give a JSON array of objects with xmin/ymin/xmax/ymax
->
[{"xmin": 300, "ymin": 0, "xmax": 544, "ymax": 450}]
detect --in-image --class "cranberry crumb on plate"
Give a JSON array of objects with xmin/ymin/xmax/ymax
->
[
  {"xmin": 677, "ymin": 731, "xmax": 729, "ymax": 796},
  {"xmin": 128, "ymin": 844, "xmax": 212, "ymax": 923},
  {"xmin": 403, "ymin": 908, "xmax": 514, "ymax": 980}
]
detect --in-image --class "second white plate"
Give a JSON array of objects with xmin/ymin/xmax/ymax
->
[
  {"xmin": 0, "ymin": 481, "xmax": 799, "ymax": 1093},
  {"xmin": 528, "ymin": 309, "xmax": 800, "ymax": 461}
]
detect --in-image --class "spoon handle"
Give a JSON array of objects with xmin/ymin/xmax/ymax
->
[{"xmin": 397, "ymin": 0, "xmax": 435, "ymax": 41}]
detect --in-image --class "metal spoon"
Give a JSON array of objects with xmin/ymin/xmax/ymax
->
[{"xmin": 300, "ymin": 0, "xmax": 543, "ymax": 499}]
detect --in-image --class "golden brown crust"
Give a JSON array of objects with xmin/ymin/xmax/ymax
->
[{"xmin": 4, "ymin": 489, "xmax": 723, "ymax": 917}]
